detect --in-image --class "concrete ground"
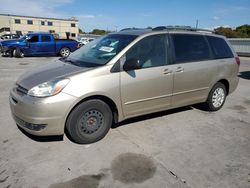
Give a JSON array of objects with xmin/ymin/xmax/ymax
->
[{"xmin": 0, "ymin": 55, "xmax": 249, "ymax": 188}]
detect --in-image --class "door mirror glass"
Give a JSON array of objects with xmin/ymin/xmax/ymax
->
[{"xmin": 123, "ymin": 58, "xmax": 141, "ymax": 71}]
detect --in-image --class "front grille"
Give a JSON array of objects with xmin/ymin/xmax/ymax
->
[{"xmin": 16, "ymin": 84, "xmax": 28, "ymax": 96}]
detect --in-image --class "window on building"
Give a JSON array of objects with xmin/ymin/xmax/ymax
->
[
  {"xmin": 172, "ymin": 34, "xmax": 210, "ymax": 63},
  {"xmin": 27, "ymin": 20, "xmax": 33, "ymax": 25},
  {"xmin": 15, "ymin": 19, "xmax": 21, "ymax": 24},
  {"xmin": 48, "ymin": 22, "xmax": 53, "ymax": 26},
  {"xmin": 0, "ymin": 27, "xmax": 10, "ymax": 33},
  {"xmin": 27, "ymin": 35, "xmax": 39, "ymax": 43},
  {"xmin": 71, "ymin": 23, "xmax": 76, "ymax": 27},
  {"xmin": 49, "ymin": 30, "xmax": 55, "ymax": 33},
  {"xmin": 41, "ymin": 21, "xmax": 45, "ymax": 25},
  {"xmin": 71, "ymin": 33, "xmax": 76, "ymax": 37},
  {"xmin": 16, "ymin": 31, "xmax": 22, "ymax": 36},
  {"xmin": 41, "ymin": 35, "xmax": 51, "ymax": 42}
]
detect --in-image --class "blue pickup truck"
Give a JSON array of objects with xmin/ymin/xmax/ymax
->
[{"xmin": 0, "ymin": 33, "xmax": 80, "ymax": 58}]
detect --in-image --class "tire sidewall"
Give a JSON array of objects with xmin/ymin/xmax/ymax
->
[
  {"xmin": 207, "ymin": 83, "xmax": 226, "ymax": 111},
  {"xmin": 66, "ymin": 100, "xmax": 112, "ymax": 144},
  {"xmin": 60, "ymin": 47, "xmax": 70, "ymax": 57},
  {"xmin": 15, "ymin": 48, "xmax": 24, "ymax": 58}
]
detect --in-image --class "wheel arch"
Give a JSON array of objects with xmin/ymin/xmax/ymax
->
[
  {"xmin": 64, "ymin": 95, "xmax": 119, "ymax": 130},
  {"xmin": 217, "ymin": 79, "xmax": 229, "ymax": 95}
]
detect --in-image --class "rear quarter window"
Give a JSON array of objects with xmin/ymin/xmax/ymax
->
[
  {"xmin": 206, "ymin": 36, "xmax": 234, "ymax": 59},
  {"xmin": 172, "ymin": 34, "xmax": 211, "ymax": 63}
]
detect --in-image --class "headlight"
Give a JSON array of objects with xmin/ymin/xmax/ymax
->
[{"xmin": 28, "ymin": 79, "xmax": 70, "ymax": 97}]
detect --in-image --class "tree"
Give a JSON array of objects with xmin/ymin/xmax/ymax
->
[
  {"xmin": 235, "ymin": 24, "xmax": 250, "ymax": 38},
  {"xmin": 214, "ymin": 25, "xmax": 250, "ymax": 38},
  {"xmin": 78, "ymin": 28, "xmax": 85, "ymax": 34},
  {"xmin": 214, "ymin": 27, "xmax": 236, "ymax": 38},
  {"xmin": 89, "ymin": 29, "xmax": 109, "ymax": 35}
]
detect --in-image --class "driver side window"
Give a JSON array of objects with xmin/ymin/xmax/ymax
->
[
  {"xmin": 126, "ymin": 34, "xmax": 167, "ymax": 69},
  {"xmin": 27, "ymin": 35, "xmax": 39, "ymax": 43}
]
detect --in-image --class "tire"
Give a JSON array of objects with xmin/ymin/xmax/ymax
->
[
  {"xmin": 60, "ymin": 47, "xmax": 70, "ymax": 57},
  {"xmin": 204, "ymin": 82, "xmax": 227, "ymax": 111},
  {"xmin": 12, "ymin": 49, "xmax": 17, "ymax": 57},
  {"xmin": 15, "ymin": 48, "xmax": 24, "ymax": 58},
  {"xmin": 66, "ymin": 99, "xmax": 113, "ymax": 144}
]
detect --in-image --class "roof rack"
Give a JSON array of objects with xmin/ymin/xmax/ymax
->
[
  {"xmin": 152, "ymin": 26, "xmax": 215, "ymax": 33},
  {"xmin": 120, "ymin": 27, "xmax": 148, "ymax": 31}
]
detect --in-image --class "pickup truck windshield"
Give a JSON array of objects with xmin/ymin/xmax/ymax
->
[
  {"xmin": 19, "ymin": 34, "xmax": 30, "ymax": 42},
  {"xmin": 66, "ymin": 34, "xmax": 137, "ymax": 67}
]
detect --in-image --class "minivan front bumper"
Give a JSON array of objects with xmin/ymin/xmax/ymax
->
[{"xmin": 9, "ymin": 86, "xmax": 77, "ymax": 136}]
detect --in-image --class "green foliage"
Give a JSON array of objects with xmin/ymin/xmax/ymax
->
[
  {"xmin": 78, "ymin": 28, "xmax": 85, "ymax": 34},
  {"xmin": 89, "ymin": 29, "xmax": 110, "ymax": 35},
  {"xmin": 215, "ymin": 24, "xmax": 250, "ymax": 38}
]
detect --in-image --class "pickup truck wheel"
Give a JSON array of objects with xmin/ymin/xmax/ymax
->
[
  {"xmin": 15, "ymin": 48, "xmax": 24, "ymax": 58},
  {"xmin": 60, "ymin": 47, "xmax": 70, "ymax": 57},
  {"xmin": 12, "ymin": 49, "xmax": 17, "ymax": 57},
  {"xmin": 66, "ymin": 99, "xmax": 113, "ymax": 144}
]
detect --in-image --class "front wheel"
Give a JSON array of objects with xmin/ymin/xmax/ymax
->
[
  {"xmin": 204, "ymin": 82, "xmax": 227, "ymax": 111},
  {"xmin": 66, "ymin": 99, "xmax": 113, "ymax": 144},
  {"xmin": 15, "ymin": 48, "xmax": 24, "ymax": 58},
  {"xmin": 60, "ymin": 47, "xmax": 70, "ymax": 57}
]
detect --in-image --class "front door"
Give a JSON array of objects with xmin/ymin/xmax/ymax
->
[{"xmin": 120, "ymin": 34, "xmax": 174, "ymax": 118}]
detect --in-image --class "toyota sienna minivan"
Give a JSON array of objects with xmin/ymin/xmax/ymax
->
[{"xmin": 9, "ymin": 27, "xmax": 240, "ymax": 144}]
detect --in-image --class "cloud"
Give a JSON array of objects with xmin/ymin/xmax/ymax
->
[
  {"xmin": 0, "ymin": 0, "xmax": 74, "ymax": 18},
  {"xmin": 212, "ymin": 16, "xmax": 220, "ymax": 20},
  {"xmin": 0, "ymin": 0, "xmax": 115, "ymax": 32},
  {"xmin": 139, "ymin": 13, "xmax": 153, "ymax": 17},
  {"xmin": 78, "ymin": 15, "xmax": 96, "ymax": 19}
]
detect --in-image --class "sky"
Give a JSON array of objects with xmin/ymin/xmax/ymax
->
[{"xmin": 0, "ymin": 0, "xmax": 250, "ymax": 32}]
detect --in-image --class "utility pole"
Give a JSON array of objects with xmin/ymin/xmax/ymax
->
[{"xmin": 196, "ymin": 19, "xmax": 199, "ymax": 29}]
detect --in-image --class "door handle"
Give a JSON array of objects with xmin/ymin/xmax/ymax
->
[
  {"xmin": 163, "ymin": 69, "xmax": 173, "ymax": 75},
  {"xmin": 176, "ymin": 67, "xmax": 184, "ymax": 73}
]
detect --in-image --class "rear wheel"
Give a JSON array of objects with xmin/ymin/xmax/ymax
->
[
  {"xmin": 66, "ymin": 99, "xmax": 113, "ymax": 144},
  {"xmin": 204, "ymin": 82, "xmax": 227, "ymax": 111},
  {"xmin": 60, "ymin": 47, "xmax": 70, "ymax": 57}
]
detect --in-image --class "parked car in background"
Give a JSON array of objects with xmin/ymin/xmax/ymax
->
[
  {"xmin": 0, "ymin": 32, "xmax": 80, "ymax": 57},
  {"xmin": 78, "ymin": 37, "xmax": 95, "ymax": 47},
  {"xmin": 9, "ymin": 27, "xmax": 239, "ymax": 144},
  {"xmin": 0, "ymin": 34, "xmax": 20, "ymax": 40}
]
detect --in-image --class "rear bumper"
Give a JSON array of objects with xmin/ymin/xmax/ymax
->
[{"xmin": 229, "ymin": 76, "xmax": 239, "ymax": 94}]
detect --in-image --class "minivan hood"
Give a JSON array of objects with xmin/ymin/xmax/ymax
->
[{"xmin": 17, "ymin": 60, "xmax": 92, "ymax": 90}]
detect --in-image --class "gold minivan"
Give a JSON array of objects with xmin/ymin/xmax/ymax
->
[{"xmin": 9, "ymin": 27, "xmax": 240, "ymax": 144}]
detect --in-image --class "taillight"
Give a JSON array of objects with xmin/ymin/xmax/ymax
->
[{"xmin": 235, "ymin": 57, "xmax": 240, "ymax": 66}]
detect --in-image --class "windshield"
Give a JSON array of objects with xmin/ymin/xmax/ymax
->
[
  {"xmin": 65, "ymin": 34, "xmax": 137, "ymax": 67},
  {"xmin": 19, "ymin": 34, "xmax": 30, "ymax": 42}
]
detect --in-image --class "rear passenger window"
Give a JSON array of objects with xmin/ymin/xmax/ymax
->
[
  {"xmin": 41, "ymin": 35, "xmax": 51, "ymax": 42},
  {"xmin": 207, "ymin": 36, "xmax": 233, "ymax": 59},
  {"xmin": 172, "ymin": 34, "xmax": 210, "ymax": 63}
]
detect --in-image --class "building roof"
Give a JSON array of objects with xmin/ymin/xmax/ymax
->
[{"xmin": 0, "ymin": 13, "xmax": 78, "ymax": 22}]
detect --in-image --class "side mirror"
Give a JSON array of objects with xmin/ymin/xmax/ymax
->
[{"xmin": 123, "ymin": 59, "xmax": 141, "ymax": 71}]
